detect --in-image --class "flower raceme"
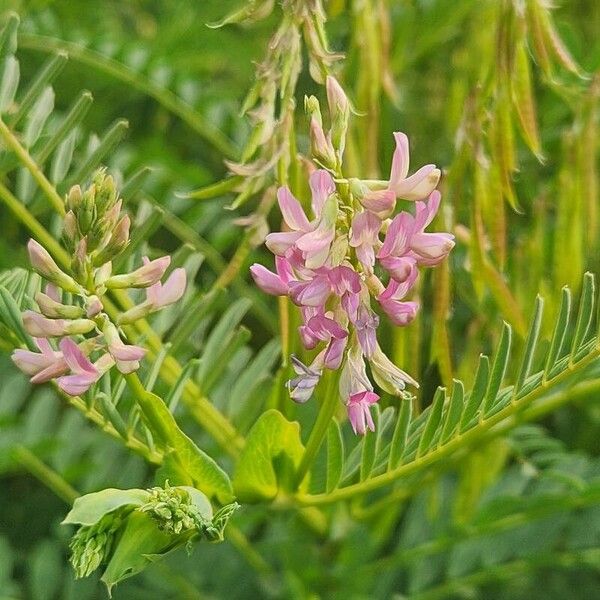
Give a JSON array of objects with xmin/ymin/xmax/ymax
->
[
  {"xmin": 11, "ymin": 170, "xmax": 187, "ymax": 396},
  {"xmin": 250, "ymin": 98, "xmax": 454, "ymax": 434}
]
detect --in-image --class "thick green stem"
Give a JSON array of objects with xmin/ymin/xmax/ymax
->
[
  {"xmin": 296, "ymin": 346, "xmax": 600, "ymax": 505},
  {"xmin": 294, "ymin": 370, "xmax": 340, "ymax": 488}
]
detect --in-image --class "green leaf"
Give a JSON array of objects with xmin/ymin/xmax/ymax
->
[
  {"xmin": 417, "ymin": 388, "xmax": 445, "ymax": 457},
  {"xmin": 515, "ymin": 296, "xmax": 543, "ymax": 396},
  {"xmin": 0, "ymin": 56, "xmax": 19, "ymax": 114},
  {"xmin": 101, "ymin": 511, "xmax": 176, "ymax": 593},
  {"xmin": 544, "ymin": 286, "xmax": 571, "ymax": 377},
  {"xmin": 62, "ymin": 488, "xmax": 150, "ymax": 527},
  {"xmin": 440, "ymin": 380, "xmax": 465, "ymax": 444},
  {"xmin": 0, "ymin": 13, "xmax": 19, "ymax": 59},
  {"xmin": 137, "ymin": 390, "xmax": 234, "ymax": 503},
  {"xmin": 326, "ymin": 420, "xmax": 344, "ymax": 493},
  {"xmin": 388, "ymin": 400, "xmax": 412, "ymax": 469},
  {"xmin": 460, "ymin": 355, "xmax": 490, "ymax": 431},
  {"xmin": 233, "ymin": 409, "xmax": 305, "ymax": 503},
  {"xmin": 484, "ymin": 322, "xmax": 512, "ymax": 412},
  {"xmin": 571, "ymin": 272, "xmax": 596, "ymax": 359}
]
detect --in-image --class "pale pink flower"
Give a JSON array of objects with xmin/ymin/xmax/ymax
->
[
  {"xmin": 347, "ymin": 391, "xmax": 380, "ymax": 435},
  {"xmin": 388, "ymin": 132, "xmax": 440, "ymax": 201},
  {"xmin": 11, "ymin": 338, "xmax": 67, "ymax": 382},
  {"xmin": 287, "ymin": 355, "xmax": 322, "ymax": 404},
  {"xmin": 22, "ymin": 311, "xmax": 95, "ymax": 338},
  {"xmin": 106, "ymin": 255, "xmax": 171, "ymax": 289},
  {"xmin": 146, "ymin": 265, "xmax": 187, "ymax": 309},
  {"xmin": 377, "ymin": 277, "xmax": 419, "ymax": 326},
  {"xmin": 349, "ymin": 211, "xmax": 381, "ymax": 270},
  {"xmin": 56, "ymin": 338, "xmax": 115, "ymax": 396},
  {"xmin": 249, "ymin": 256, "xmax": 293, "ymax": 296}
]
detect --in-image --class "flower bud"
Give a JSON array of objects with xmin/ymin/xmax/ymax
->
[
  {"xmin": 22, "ymin": 311, "xmax": 95, "ymax": 337},
  {"xmin": 27, "ymin": 239, "xmax": 80, "ymax": 293},
  {"xmin": 93, "ymin": 214, "xmax": 130, "ymax": 266},
  {"xmin": 105, "ymin": 256, "xmax": 170, "ymax": 289},
  {"xmin": 62, "ymin": 211, "xmax": 79, "ymax": 252},
  {"xmin": 326, "ymin": 76, "xmax": 349, "ymax": 156},
  {"xmin": 78, "ymin": 185, "xmax": 96, "ymax": 234},
  {"xmin": 94, "ymin": 173, "xmax": 117, "ymax": 215},
  {"xmin": 71, "ymin": 238, "xmax": 88, "ymax": 283},
  {"xmin": 304, "ymin": 95, "xmax": 322, "ymax": 126},
  {"xmin": 310, "ymin": 118, "xmax": 337, "ymax": 171},
  {"xmin": 66, "ymin": 185, "xmax": 82, "ymax": 212},
  {"xmin": 85, "ymin": 295, "xmax": 103, "ymax": 317},
  {"xmin": 35, "ymin": 291, "xmax": 85, "ymax": 319}
]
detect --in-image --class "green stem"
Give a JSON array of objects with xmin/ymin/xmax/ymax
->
[
  {"xmin": 0, "ymin": 117, "xmax": 65, "ymax": 215},
  {"xmin": 296, "ymin": 345, "xmax": 600, "ymax": 505},
  {"xmin": 294, "ymin": 370, "xmax": 341, "ymax": 488},
  {"xmin": 12, "ymin": 445, "xmax": 79, "ymax": 504},
  {"xmin": 0, "ymin": 180, "xmax": 69, "ymax": 267}
]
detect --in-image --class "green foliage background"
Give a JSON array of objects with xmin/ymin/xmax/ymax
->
[{"xmin": 0, "ymin": 0, "xmax": 599, "ymax": 598}]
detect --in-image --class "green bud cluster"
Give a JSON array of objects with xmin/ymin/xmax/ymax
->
[
  {"xmin": 139, "ymin": 483, "xmax": 205, "ymax": 535},
  {"xmin": 63, "ymin": 169, "xmax": 130, "ymax": 285},
  {"xmin": 69, "ymin": 512, "xmax": 123, "ymax": 579}
]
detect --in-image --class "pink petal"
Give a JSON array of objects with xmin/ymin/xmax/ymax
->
[
  {"xmin": 250, "ymin": 264, "xmax": 288, "ymax": 296},
  {"xmin": 109, "ymin": 343, "xmax": 146, "ymax": 361},
  {"xmin": 265, "ymin": 231, "xmax": 303, "ymax": 255},
  {"xmin": 359, "ymin": 189, "xmax": 396, "ymax": 214},
  {"xmin": 323, "ymin": 337, "xmax": 347, "ymax": 370},
  {"xmin": 378, "ymin": 212, "xmax": 413, "ymax": 259},
  {"xmin": 57, "ymin": 373, "xmax": 97, "ymax": 396},
  {"xmin": 389, "ymin": 132, "xmax": 410, "ymax": 186},
  {"xmin": 155, "ymin": 268, "xmax": 187, "ymax": 307},
  {"xmin": 277, "ymin": 187, "xmax": 311, "ymax": 232},
  {"xmin": 394, "ymin": 165, "xmax": 440, "ymax": 201},
  {"xmin": 410, "ymin": 232, "xmax": 455, "ymax": 262},
  {"xmin": 309, "ymin": 170, "xmax": 335, "ymax": 217},
  {"xmin": 288, "ymin": 276, "xmax": 331, "ymax": 307},
  {"xmin": 59, "ymin": 337, "xmax": 96, "ymax": 375}
]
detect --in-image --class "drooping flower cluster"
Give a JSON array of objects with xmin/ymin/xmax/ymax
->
[
  {"xmin": 12, "ymin": 170, "xmax": 186, "ymax": 396},
  {"xmin": 250, "ymin": 77, "xmax": 454, "ymax": 434}
]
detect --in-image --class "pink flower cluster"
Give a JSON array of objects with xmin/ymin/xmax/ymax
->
[
  {"xmin": 11, "ymin": 173, "xmax": 187, "ymax": 397},
  {"xmin": 251, "ymin": 132, "xmax": 454, "ymax": 434},
  {"xmin": 13, "ymin": 245, "xmax": 185, "ymax": 396}
]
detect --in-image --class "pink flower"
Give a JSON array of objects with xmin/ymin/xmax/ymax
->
[
  {"xmin": 409, "ymin": 191, "xmax": 455, "ymax": 265},
  {"xmin": 299, "ymin": 313, "xmax": 348, "ymax": 369},
  {"xmin": 22, "ymin": 311, "xmax": 95, "ymax": 338},
  {"xmin": 349, "ymin": 211, "xmax": 381, "ymax": 270},
  {"xmin": 106, "ymin": 255, "xmax": 171, "ymax": 289},
  {"xmin": 250, "ymin": 257, "xmax": 293, "ymax": 296},
  {"xmin": 358, "ymin": 189, "xmax": 396, "ymax": 217},
  {"xmin": 11, "ymin": 338, "xmax": 68, "ymax": 383},
  {"xmin": 265, "ymin": 172, "xmax": 337, "ymax": 269},
  {"xmin": 146, "ymin": 265, "xmax": 187, "ymax": 309},
  {"xmin": 56, "ymin": 338, "xmax": 111, "ymax": 396},
  {"xmin": 287, "ymin": 355, "xmax": 322, "ymax": 404},
  {"xmin": 388, "ymin": 132, "xmax": 440, "ymax": 201},
  {"xmin": 377, "ymin": 274, "xmax": 419, "ymax": 326},
  {"xmin": 347, "ymin": 391, "xmax": 380, "ymax": 435},
  {"xmin": 378, "ymin": 191, "xmax": 454, "ymax": 279},
  {"xmin": 288, "ymin": 274, "xmax": 332, "ymax": 307},
  {"xmin": 328, "ymin": 265, "xmax": 361, "ymax": 321},
  {"xmin": 354, "ymin": 305, "xmax": 379, "ymax": 358}
]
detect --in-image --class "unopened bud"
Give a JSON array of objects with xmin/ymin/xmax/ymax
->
[
  {"xmin": 62, "ymin": 211, "xmax": 79, "ymax": 252},
  {"xmin": 27, "ymin": 239, "xmax": 80, "ymax": 293},
  {"xmin": 71, "ymin": 238, "xmax": 88, "ymax": 282},
  {"xmin": 326, "ymin": 76, "xmax": 349, "ymax": 156},
  {"xmin": 94, "ymin": 173, "xmax": 117, "ymax": 215},
  {"xmin": 22, "ymin": 311, "xmax": 95, "ymax": 337},
  {"xmin": 78, "ymin": 186, "xmax": 96, "ymax": 234},
  {"xmin": 310, "ymin": 118, "xmax": 336, "ymax": 170},
  {"xmin": 105, "ymin": 256, "xmax": 170, "ymax": 289},
  {"xmin": 85, "ymin": 295, "xmax": 103, "ymax": 317},
  {"xmin": 66, "ymin": 185, "xmax": 82, "ymax": 212},
  {"xmin": 93, "ymin": 214, "xmax": 130, "ymax": 266},
  {"xmin": 35, "ymin": 291, "xmax": 85, "ymax": 319},
  {"xmin": 304, "ymin": 95, "xmax": 322, "ymax": 125}
]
